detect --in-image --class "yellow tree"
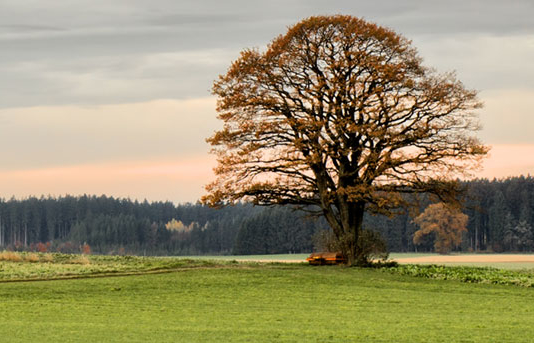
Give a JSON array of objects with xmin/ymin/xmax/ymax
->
[
  {"xmin": 413, "ymin": 203, "xmax": 468, "ymax": 254},
  {"xmin": 165, "ymin": 218, "xmax": 186, "ymax": 232},
  {"xmin": 203, "ymin": 15, "xmax": 488, "ymax": 265}
]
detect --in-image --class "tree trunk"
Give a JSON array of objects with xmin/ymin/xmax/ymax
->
[
  {"xmin": 342, "ymin": 202, "xmax": 365, "ymax": 266},
  {"xmin": 323, "ymin": 201, "xmax": 366, "ymax": 266}
]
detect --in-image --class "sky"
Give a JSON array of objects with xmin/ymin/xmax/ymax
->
[{"xmin": 0, "ymin": 0, "xmax": 533, "ymax": 203}]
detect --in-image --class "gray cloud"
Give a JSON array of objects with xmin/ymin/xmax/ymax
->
[
  {"xmin": 0, "ymin": 24, "xmax": 66, "ymax": 33},
  {"xmin": 0, "ymin": 50, "xmax": 234, "ymax": 108},
  {"xmin": 1, "ymin": 0, "xmax": 533, "ymax": 108},
  {"xmin": 375, "ymin": 1, "xmax": 534, "ymax": 36}
]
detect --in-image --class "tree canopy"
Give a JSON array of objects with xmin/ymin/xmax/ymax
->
[{"xmin": 203, "ymin": 15, "xmax": 488, "ymax": 265}]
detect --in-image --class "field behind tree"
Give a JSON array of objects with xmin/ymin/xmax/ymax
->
[
  {"xmin": 191, "ymin": 252, "xmax": 534, "ymax": 270},
  {"xmin": 1, "ymin": 255, "xmax": 534, "ymax": 342}
]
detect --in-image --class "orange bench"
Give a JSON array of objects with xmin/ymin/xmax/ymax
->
[{"xmin": 306, "ymin": 252, "xmax": 346, "ymax": 265}]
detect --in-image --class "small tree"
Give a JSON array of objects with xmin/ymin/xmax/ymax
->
[
  {"xmin": 36, "ymin": 242, "xmax": 48, "ymax": 253},
  {"xmin": 413, "ymin": 203, "xmax": 468, "ymax": 254},
  {"xmin": 165, "ymin": 218, "xmax": 186, "ymax": 232},
  {"xmin": 81, "ymin": 243, "xmax": 91, "ymax": 255}
]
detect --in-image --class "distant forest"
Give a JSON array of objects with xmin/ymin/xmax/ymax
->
[{"xmin": 0, "ymin": 176, "xmax": 533, "ymax": 255}]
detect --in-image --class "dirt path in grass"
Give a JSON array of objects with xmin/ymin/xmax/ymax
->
[{"xmin": 393, "ymin": 254, "xmax": 534, "ymax": 264}]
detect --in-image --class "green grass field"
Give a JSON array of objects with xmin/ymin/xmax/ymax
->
[{"xmin": 1, "ymin": 255, "xmax": 534, "ymax": 342}]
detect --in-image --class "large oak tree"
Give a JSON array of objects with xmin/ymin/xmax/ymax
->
[{"xmin": 203, "ymin": 15, "xmax": 488, "ymax": 265}]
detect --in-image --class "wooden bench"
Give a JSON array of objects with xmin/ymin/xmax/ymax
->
[{"xmin": 306, "ymin": 252, "xmax": 346, "ymax": 265}]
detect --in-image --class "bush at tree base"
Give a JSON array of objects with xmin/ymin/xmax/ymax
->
[{"xmin": 313, "ymin": 228, "xmax": 389, "ymax": 266}]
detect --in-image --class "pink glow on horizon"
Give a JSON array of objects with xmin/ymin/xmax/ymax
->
[
  {"xmin": 0, "ymin": 156, "xmax": 216, "ymax": 203},
  {"xmin": 0, "ymin": 144, "xmax": 532, "ymax": 203},
  {"xmin": 477, "ymin": 144, "xmax": 534, "ymax": 179}
]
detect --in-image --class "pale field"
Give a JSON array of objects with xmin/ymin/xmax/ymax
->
[
  {"xmin": 392, "ymin": 253, "xmax": 534, "ymax": 270},
  {"xmin": 189, "ymin": 253, "xmax": 534, "ymax": 270}
]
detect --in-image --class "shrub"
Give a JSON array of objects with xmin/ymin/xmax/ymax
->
[
  {"xmin": 355, "ymin": 229, "xmax": 389, "ymax": 266},
  {"xmin": 313, "ymin": 228, "xmax": 389, "ymax": 266},
  {"xmin": 23, "ymin": 253, "xmax": 40, "ymax": 263},
  {"xmin": 40, "ymin": 254, "xmax": 54, "ymax": 263},
  {"xmin": 36, "ymin": 242, "xmax": 48, "ymax": 253},
  {"xmin": 0, "ymin": 251, "xmax": 23, "ymax": 262},
  {"xmin": 68, "ymin": 255, "xmax": 91, "ymax": 265},
  {"xmin": 57, "ymin": 241, "xmax": 77, "ymax": 254},
  {"xmin": 385, "ymin": 264, "xmax": 534, "ymax": 288},
  {"xmin": 82, "ymin": 243, "xmax": 91, "ymax": 255}
]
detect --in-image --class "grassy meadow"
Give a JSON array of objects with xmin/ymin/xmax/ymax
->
[{"xmin": 1, "ymin": 252, "xmax": 534, "ymax": 342}]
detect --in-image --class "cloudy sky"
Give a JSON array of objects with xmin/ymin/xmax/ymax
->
[{"xmin": 1, "ymin": 0, "xmax": 533, "ymax": 203}]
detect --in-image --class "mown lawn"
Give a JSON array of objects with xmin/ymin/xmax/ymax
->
[{"xmin": 0, "ymin": 262, "xmax": 533, "ymax": 342}]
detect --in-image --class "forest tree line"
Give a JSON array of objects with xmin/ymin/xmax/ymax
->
[{"xmin": 0, "ymin": 176, "xmax": 533, "ymax": 255}]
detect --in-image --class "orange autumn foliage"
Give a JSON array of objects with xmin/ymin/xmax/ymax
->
[
  {"xmin": 414, "ymin": 203, "xmax": 468, "ymax": 254},
  {"xmin": 82, "ymin": 243, "xmax": 91, "ymax": 255}
]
